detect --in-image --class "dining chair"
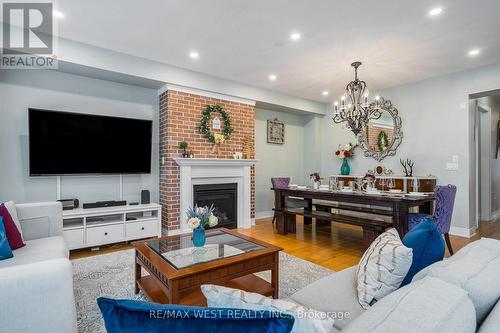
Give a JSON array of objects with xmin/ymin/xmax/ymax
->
[
  {"xmin": 270, "ymin": 177, "xmax": 307, "ymax": 227},
  {"xmin": 271, "ymin": 177, "xmax": 290, "ymax": 227},
  {"xmin": 408, "ymin": 184, "xmax": 457, "ymax": 255}
]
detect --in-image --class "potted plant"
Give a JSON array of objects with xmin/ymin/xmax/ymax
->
[
  {"xmin": 179, "ymin": 141, "xmax": 189, "ymax": 157},
  {"xmin": 335, "ymin": 143, "xmax": 357, "ymax": 175},
  {"xmin": 186, "ymin": 205, "xmax": 219, "ymax": 247}
]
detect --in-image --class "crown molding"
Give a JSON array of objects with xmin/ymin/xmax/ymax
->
[{"xmin": 159, "ymin": 83, "xmax": 256, "ymax": 106}]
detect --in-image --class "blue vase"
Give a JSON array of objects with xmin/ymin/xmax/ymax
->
[
  {"xmin": 192, "ymin": 227, "xmax": 206, "ymax": 247},
  {"xmin": 340, "ymin": 159, "xmax": 351, "ymax": 175}
]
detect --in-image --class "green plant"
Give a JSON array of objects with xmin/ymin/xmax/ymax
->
[
  {"xmin": 179, "ymin": 141, "xmax": 188, "ymax": 150},
  {"xmin": 200, "ymin": 104, "xmax": 233, "ymax": 143},
  {"xmin": 377, "ymin": 131, "xmax": 389, "ymax": 151}
]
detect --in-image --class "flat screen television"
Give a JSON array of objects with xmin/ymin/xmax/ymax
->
[{"xmin": 29, "ymin": 108, "xmax": 153, "ymax": 176}]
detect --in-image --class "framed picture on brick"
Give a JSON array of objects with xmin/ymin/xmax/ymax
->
[{"xmin": 267, "ymin": 118, "xmax": 284, "ymax": 144}]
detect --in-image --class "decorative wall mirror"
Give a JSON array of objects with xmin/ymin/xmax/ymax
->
[{"xmin": 357, "ymin": 98, "xmax": 403, "ymax": 161}]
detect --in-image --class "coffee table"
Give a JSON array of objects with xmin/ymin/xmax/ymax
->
[{"xmin": 132, "ymin": 228, "xmax": 283, "ymax": 306}]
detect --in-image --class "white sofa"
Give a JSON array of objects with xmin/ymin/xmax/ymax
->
[
  {"xmin": 0, "ymin": 202, "xmax": 77, "ymax": 333},
  {"xmin": 288, "ymin": 238, "xmax": 500, "ymax": 333}
]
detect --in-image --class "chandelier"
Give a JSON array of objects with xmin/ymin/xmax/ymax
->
[{"xmin": 333, "ymin": 61, "xmax": 382, "ymax": 136}]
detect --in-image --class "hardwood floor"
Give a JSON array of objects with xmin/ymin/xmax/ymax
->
[{"xmin": 70, "ymin": 217, "xmax": 500, "ymax": 272}]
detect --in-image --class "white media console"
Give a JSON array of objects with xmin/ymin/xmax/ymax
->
[{"xmin": 62, "ymin": 203, "xmax": 161, "ymax": 250}]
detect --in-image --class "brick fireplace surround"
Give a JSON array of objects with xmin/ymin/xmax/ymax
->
[{"xmin": 159, "ymin": 89, "xmax": 256, "ymax": 234}]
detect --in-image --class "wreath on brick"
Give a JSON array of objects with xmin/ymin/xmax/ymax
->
[
  {"xmin": 200, "ymin": 104, "xmax": 233, "ymax": 143},
  {"xmin": 377, "ymin": 130, "xmax": 389, "ymax": 151}
]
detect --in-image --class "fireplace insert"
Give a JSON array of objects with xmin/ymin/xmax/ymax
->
[{"xmin": 193, "ymin": 183, "xmax": 237, "ymax": 229}]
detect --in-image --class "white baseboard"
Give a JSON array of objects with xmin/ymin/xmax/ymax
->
[
  {"xmin": 490, "ymin": 209, "xmax": 500, "ymax": 221},
  {"xmin": 449, "ymin": 226, "xmax": 477, "ymax": 238},
  {"xmin": 255, "ymin": 211, "xmax": 274, "ymax": 220}
]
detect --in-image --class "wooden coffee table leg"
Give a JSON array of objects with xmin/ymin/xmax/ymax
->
[
  {"xmin": 271, "ymin": 252, "xmax": 279, "ymax": 299},
  {"xmin": 134, "ymin": 253, "xmax": 141, "ymax": 294},
  {"xmin": 168, "ymin": 281, "xmax": 179, "ymax": 304}
]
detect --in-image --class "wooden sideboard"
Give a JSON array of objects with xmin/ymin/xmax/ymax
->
[{"xmin": 329, "ymin": 175, "xmax": 437, "ymax": 193}]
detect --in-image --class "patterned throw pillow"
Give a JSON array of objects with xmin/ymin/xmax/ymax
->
[
  {"xmin": 356, "ymin": 228, "xmax": 413, "ymax": 309},
  {"xmin": 201, "ymin": 284, "xmax": 335, "ymax": 333}
]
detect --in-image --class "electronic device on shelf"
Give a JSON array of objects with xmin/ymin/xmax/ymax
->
[
  {"xmin": 58, "ymin": 198, "xmax": 79, "ymax": 210},
  {"xmin": 141, "ymin": 190, "xmax": 150, "ymax": 204},
  {"xmin": 82, "ymin": 200, "xmax": 127, "ymax": 209}
]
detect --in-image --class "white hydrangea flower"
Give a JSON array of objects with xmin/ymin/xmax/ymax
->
[
  {"xmin": 208, "ymin": 214, "xmax": 218, "ymax": 227},
  {"xmin": 187, "ymin": 217, "xmax": 201, "ymax": 229}
]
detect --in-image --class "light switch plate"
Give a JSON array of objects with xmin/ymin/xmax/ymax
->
[
  {"xmin": 452, "ymin": 155, "xmax": 459, "ymax": 163},
  {"xmin": 446, "ymin": 162, "xmax": 459, "ymax": 170}
]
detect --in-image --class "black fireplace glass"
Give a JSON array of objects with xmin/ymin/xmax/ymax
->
[{"xmin": 193, "ymin": 183, "xmax": 237, "ymax": 229}]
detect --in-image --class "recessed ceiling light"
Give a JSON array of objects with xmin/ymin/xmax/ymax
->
[
  {"xmin": 53, "ymin": 10, "xmax": 64, "ymax": 18},
  {"xmin": 290, "ymin": 32, "xmax": 301, "ymax": 41},
  {"xmin": 269, "ymin": 74, "xmax": 277, "ymax": 81},
  {"xmin": 189, "ymin": 51, "xmax": 199, "ymax": 59},
  {"xmin": 322, "ymin": 91, "xmax": 329, "ymax": 96},
  {"xmin": 429, "ymin": 7, "xmax": 443, "ymax": 16},
  {"xmin": 468, "ymin": 48, "xmax": 481, "ymax": 57}
]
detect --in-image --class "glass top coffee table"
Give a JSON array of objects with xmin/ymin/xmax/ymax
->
[{"xmin": 132, "ymin": 228, "xmax": 282, "ymax": 306}]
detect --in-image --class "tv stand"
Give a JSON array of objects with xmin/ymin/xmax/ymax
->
[{"xmin": 62, "ymin": 203, "xmax": 161, "ymax": 250}]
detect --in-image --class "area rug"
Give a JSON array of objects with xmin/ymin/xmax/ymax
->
[{"xmin": 72, "ymin": 249, "xmax": 333, "ymax": 333}]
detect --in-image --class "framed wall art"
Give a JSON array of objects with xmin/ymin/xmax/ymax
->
[{"xmin": 267, "ymin": 118, "xmax": 284, "ymax": 144}]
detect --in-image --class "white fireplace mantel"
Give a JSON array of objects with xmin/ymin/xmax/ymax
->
[
  {"xmin": 174, "ymin": 158, "xmax": 257, "ymax": 167},
  {"xmin": 173, "ymin": 158, "xmax": 257, "ymax": 232}
]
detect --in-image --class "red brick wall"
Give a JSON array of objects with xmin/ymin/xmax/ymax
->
[
  {"xmin": 159, "ymin": 90, "xmax": 255, "ymax": 234},
  {"xmin": 366, "ymin": 125, "xmax": 394, "ymax": 151}
]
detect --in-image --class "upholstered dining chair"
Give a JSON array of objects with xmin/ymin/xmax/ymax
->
[
  {"xmin": 270, "ymin": 177, "xmax": 306, "ymax": 227},
  {"xmin": 408, "ymin": 184, "xmax": 457, "ymax": 255}
]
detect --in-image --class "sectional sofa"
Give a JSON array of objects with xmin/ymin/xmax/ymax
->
[
  {"xmin": 288, "ymin": 238, "xmax": 500, "ymax": 332},
  {"xmin": 0, "ymin": 202, "xmax": 77, "ymax": 333}
]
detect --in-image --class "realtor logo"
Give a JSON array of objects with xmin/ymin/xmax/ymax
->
[{"xmin": 1, "ymin": 1, "xmax": 58, "ymax": 68}]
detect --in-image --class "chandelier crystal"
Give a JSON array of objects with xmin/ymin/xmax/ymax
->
[{"xmin": 333, "ymin": 61, "xmax": 383, "ymax": 136}]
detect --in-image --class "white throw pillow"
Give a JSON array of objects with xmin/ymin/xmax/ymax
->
[
  {"xmin": 201, "ymin": 284, "xmax": 335, "ymax": 333},
  {"xmin": 356, "ymin": 228, "xmax": 412, "ymax": 309},
  {"xmin": 3, "ymin": 201, "xmax": 24, "ymax": 240}
]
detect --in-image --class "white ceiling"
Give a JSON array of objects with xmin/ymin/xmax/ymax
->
[{"xmin": 56, "ymin": 0, "xmax": 500, "ymax": 102}]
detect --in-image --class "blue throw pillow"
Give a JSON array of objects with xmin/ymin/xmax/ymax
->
[
  {"xmin": 400, "ymin": 218, "xmax": 445, "ymax": 286},
  {"xmin": 0, "ymin": 216, "xmax": 14, "ymax": 260},
  {"xmin": 97, "ymin": 297, "xmax": 295, "ymax": 333}
]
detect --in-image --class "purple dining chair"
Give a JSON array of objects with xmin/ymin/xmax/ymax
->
[
  {"xmin": 271, "ymin": 177, "xmax": 290, "ymax": 227},
  {"xmin": 408, "ymin": 184, "xmax": 457, "ymax": 255},
  {"xmin": 271, "ymin": 177, "xmax": 291, "ymax": 189}
]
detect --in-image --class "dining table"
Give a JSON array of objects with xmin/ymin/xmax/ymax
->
[{"xmin": 272, "ymin": 187, "xmax": 435, "ymax": 244}]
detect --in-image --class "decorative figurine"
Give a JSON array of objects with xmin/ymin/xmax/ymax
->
[{"xmin": 400, "ymin": 158, "xmax": 414, "ymax": 177}]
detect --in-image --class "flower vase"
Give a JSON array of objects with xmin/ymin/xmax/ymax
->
[
  {"xmin": 313, "ymin": 181, "xmax": 320, "ymax": 190},
  {"xmin": 340, "ymin": 159, "xmax": 351, "ymax": 176},
  {"xmin": 192, "ymin": 227, "xmax": 206, "ymax": 247}
]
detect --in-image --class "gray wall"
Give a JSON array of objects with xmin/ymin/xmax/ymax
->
[
  {"xmin": 254, "ymin": 109, "xmax": 318, "ymax": 217},
  {"xmin": 0, "ymin": 70, "xmax": 159, "ymax": 204},
  {"xmin": 321, "ymin": 63, "xmax": 500, "ymax": 233}
]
